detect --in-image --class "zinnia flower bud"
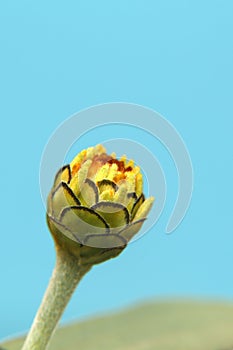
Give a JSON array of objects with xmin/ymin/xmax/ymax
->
[{"xmin": 47, "ymin": 144, "xmax": 154, "ymax": 265}]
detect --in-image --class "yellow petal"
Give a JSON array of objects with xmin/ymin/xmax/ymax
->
[
  {"xmin": 99, "ymin": 189, "xmax": 115, "ymax": 201},
  {"xmin": 53, "ymin": 165, "xmax": 71, "ymax": 188},
  {"xmin": 107, "ymin": 163, "xmax": 118, "ymax": 181},
  {"xmin": 125, "ymin": 192, "xmax": 137, "ymax": 213},
  {"xmin": 70, "ymin": 149, "xmax": 87, "ymax": 175},
  {"xmin": 78, "ymin": 179, "xmax": 99, "ymax": 207},
  {"xmin": 133, "ymin": 197, "xmax": 155, "ymax": 221},
  {"xmin": 125, "ymin": 172, "xmax": 136, "ymax": 193},
  {"xmin": 113, "ymin": 183, "xmax": 127, "ymax": 204},
  {"xmin": 94, "ymin": 163, "xmax": 110, "ymax": 183},
  {"xmin": 91, "ymin": 202, "xmax": 129, "ymax": 230},
  {"xmin": 135, "ymin": 173, "xmax": 143, "ymax": 197},
  {"xmin": 97, "ymin": 179, "xmax": 118, "ymax": 194},
  {"xmin": 70, "ymin": 159, "xmax": 92, "ymax": 195},
  {"xmin": 131, "ymin": 193, "xmax": 145, "ymax": 220}
]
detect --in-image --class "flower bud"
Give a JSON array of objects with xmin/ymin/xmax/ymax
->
[{"xmin": 47, "ymin": 145, "xmax": 154, "ymax": 265}]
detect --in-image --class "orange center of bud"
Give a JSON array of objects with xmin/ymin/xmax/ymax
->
[{"xmin": 86, "ymin": 154, "xmax": 132, "ymax": 180}]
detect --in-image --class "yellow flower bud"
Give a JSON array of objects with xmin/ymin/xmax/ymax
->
[{"xmin": 47, "ymin": 144, "xmax": 154, "ymax": 265}]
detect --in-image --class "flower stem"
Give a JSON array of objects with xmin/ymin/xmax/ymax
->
[{"xmin": 21, "ymin": 246, "xmax": 91, "ymax": 350}]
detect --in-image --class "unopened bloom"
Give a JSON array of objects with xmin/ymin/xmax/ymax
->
[
  {"xmin": 22, "ymin": 144, "xmax": 154, "ymax": 350},
  {"xmin": 47, "ymin": 145, "xmax": 154, "ymax": 264}
]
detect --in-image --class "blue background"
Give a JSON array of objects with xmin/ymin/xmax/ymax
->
[{"xmin": 0, "ymin": 0, "xmax": 232, "ymax": 340}]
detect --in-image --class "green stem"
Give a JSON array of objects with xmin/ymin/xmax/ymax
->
[{"xmin": 21, "ymin": 247, "xmax": 91, "ymax": 350}]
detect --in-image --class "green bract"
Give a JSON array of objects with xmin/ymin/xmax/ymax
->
[{"xmin": 47, "ymin": 145, "xmax": 154, "ymax": 265}]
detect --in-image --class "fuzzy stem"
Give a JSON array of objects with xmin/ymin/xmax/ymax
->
[{"xmin": 21, "ymin": 247, "xmax": 91, "ymax": 350}]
